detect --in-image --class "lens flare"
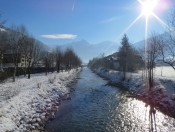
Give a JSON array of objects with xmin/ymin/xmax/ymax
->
[
  {"xmin": 118, "ymin": 0, "xmax": 171, "ymax": 90},
  {"xmin": 141, "ymin": 0, "xmax": 158, "ymax": 17},
  {"xmin": 120, "ymin": 14, "xmax": 142, "ymax": 37}
]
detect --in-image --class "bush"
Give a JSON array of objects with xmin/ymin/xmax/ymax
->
[{"xmin": 0, "ymin": 71, "xmax": 10, "ymax": 81}]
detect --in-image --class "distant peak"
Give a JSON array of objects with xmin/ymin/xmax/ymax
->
[{"xmin": 78, "ymin": 39, "xmax": 89, "ymax": 44}]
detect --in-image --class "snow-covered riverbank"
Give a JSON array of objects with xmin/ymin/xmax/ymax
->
[
  {"xmin": 92, "ymin": 67, "xmax": 175, "ymax": 118},
  {"xmin": 0, "ymin": 68, "xmax": 81, "ymax": 131}
]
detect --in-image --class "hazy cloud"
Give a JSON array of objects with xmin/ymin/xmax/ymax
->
[
  {"xmin": 100, "ymin": 17, "xmax": 119, "ymax": 24},
  {"xmin": 41, "ymin": 34, "xmax": 77, "ymax": 39},
  {"xmin": 72, "ymin": 0, "xmax": 75, "ymax": 11}
]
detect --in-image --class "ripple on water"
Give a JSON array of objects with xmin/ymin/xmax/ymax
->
[{"xmin": 45, "ymin": 68, "xmax": 175, "ymax": 132}]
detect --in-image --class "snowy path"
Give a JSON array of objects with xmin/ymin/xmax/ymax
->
[{"xmin": 0, "ymin": 69, "xmax": 81, "ymax": 131}]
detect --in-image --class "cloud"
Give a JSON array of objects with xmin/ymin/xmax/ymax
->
[
  {"xmin": 100, "ymin": 17, "xmax": 119, "ymax": 24},
  {"xmin": 72, "ymin": 0, "xmax": 75, "ymax": 11},
  {"xmin": 41, "ymin": 34, "xmax": 77, "ymax": 39}
]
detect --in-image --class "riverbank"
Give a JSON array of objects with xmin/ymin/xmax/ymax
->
[
  {"xmin": 0, "ymin": 68, "xmax": 81, "ymax": 131},
  {"xmin": 92, "ymin": 67, "xmax": 175, "ymax": 118}
]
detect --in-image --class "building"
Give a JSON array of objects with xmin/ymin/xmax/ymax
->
[
  {"xmin": 104, "ymin": 52, "xmax": 119, "ymax": 70},
  {"xmin": 2, "ymin": 52, "xmax": 32, "ymax": 68}
]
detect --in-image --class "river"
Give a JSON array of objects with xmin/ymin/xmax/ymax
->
[{"xmin": 45, "ymin": 67, "xmax": 175, "ymax": 132}]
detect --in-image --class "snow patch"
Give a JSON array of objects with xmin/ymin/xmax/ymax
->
[{"xmin": 0, "ymin": 68, "xmax": 81, "ymax": 131}]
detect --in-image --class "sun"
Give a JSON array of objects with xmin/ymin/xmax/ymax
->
[
  {"xmin": 119, "ymin": 0, "xmax": 170, "ymax": 88},
  {"xmin": 120, "ymin": 0, "xmax": 170, "ymax": 37},
  {"xmin": 140, "ymin": 0, "xmax": 158, "ymax": 17}
]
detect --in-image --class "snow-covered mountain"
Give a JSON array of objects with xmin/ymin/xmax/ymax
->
[
  {"xmin": 133, "ymin": 32, "xmax": 171, "ymax": 49},
  {"xmin": 48, "ymin": 32, "xmax": 172, "ymax": 63},
  {"xmin": 59, "ymin": 40, "xmax": 119, "ymax": 63}
]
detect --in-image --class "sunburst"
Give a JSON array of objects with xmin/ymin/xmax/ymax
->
[
  {"xmin": 120, "ymin": 0, "xmax": 170, "ymax": 37},
  {"xmin": 119, "ymin": 0, "xmax": 171, "ymax": 90},
  {"xmin": 140, "ymin": 0, "xmax": 158, "ymax": 17}
]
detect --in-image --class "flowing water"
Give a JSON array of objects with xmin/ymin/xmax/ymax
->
[{"xmin": 45, "ymin": 67, "xmax": 175, "ymax": 132}]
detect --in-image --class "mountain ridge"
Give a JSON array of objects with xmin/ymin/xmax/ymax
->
[{"xmin": 57, "ymin": 40, "xmax": 120, "ymax": 63}]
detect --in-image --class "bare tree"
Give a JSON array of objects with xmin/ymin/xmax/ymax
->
[
  {"xmin": 158, "ymin": 11, "xmax": 175, "ymax": 70},
  {"xmin": 7, "ymin": 25, "xmax": 35, "ymax": 81},
  {"xmin": 147, "ymin": 34, "xmax": 161, "ymax": 90},
  {"xmin": 63, "ymin": 48, "xmax": 81, "ymax": 71},
  {"xmin": 0, "ymin": 13, "xmax": 6, "ymax": 29},
  {"xmin": 54, "ymin": 46, "xmax": 62, "ymax": 73},
  {"xmin": 0, "ymin": 14, "xmax": 7, "ymax": 72},
  {"xmin": 49, "ymin": 52, "xmax": 55, "ymax": 71},
  {"xmin": 158, "ymin": 36, "xmax": 175, "ymax": 69},
  {"xmin": 17, "ymin": 25, "xmax": 30, "ymax": 76},
  {"xmin": 31, "ymin": 40, "xmax": 44, "ymax": 68},
  {"xmin": 63, "ymin": 48, "xmax": 73, "ymax": 71},
  {"xmin": 0, "ymin": 31, "xmax": 8, "ymax": 71},
  {"xmin": 26, "ymin": 37, "xmax": 35, "ymax": 79},
  {"xmin": 8, "ymin": 25, "xmax": 22, "ymax": 82},
  {"xmin": 43, "ymin": 51, "xmax": 53, "ymax": 75}
]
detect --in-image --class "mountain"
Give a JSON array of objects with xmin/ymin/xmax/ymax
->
[
  {"xmin": 134, "ymin": 32, "xmax": 170, "ymax": 49},
  {"xmin": 59, "ymin": 40, "xmax": 119, "ymax": 63},
  {"xmin": 49, "ymin": 32, "xmax": 171, "ymax": 63}
]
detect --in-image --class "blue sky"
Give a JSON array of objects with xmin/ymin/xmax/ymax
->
[{"xmin": 0, "ymin": 0, "xmax": 174, "ymax": 46}]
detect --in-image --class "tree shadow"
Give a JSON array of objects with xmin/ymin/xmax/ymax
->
[{"xmin": 149, "ymin": 106, "xmax": 157, "ymax": 132}]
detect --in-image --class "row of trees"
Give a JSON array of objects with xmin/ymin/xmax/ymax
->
[
  {"xmin": 44, "ymin": 47, "xmax": 82, "ymax": 76},
  {"xmin": 143, "ymin": 11, "xmax": 175, "ymax": 90},
  {"xmin": 0, "ymin": 24, "xmax": 81, "ymax": 82},
  {"xmin": 88, "ymin": 31, "xmax": 173, "ymax": 90},
  {"xmin": 88, "ymin": 35, "xmax": 144, "ymax": 77},
  {"xmin": 89, "ymin": 10, "xmax": 175, "ymax": 91},
  {"xmin": 88, "ymin": 54, "xmax": 107, "ymax": 69}
]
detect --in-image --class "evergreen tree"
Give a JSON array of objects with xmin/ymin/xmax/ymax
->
[{"xmin": 118, "ymin": 34, "xmax": 143, "ymax": 80}]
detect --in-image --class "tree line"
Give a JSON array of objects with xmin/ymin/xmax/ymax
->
[
  {"xmin": 140, "ymin": 11, "xmax": 175, "ymax": 90},
  {"xmin": 89, "ymin": 11, "xmax": 175, "ymax": 91},
  {"xmin": 0, "ymin": 24, "xmax": 82, "ymax": 82},
  {"xmin": 88, "ymin": 34, "xmax": 144, "ymax": 79}
]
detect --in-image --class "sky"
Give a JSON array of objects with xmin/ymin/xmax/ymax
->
[{"xmin": 0, "ymin": 0, "xmax": 174, "ymax": 46}]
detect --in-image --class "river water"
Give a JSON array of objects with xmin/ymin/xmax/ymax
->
[{"xmin": 45, "ymin": 67, "xmax": 175, "ymax": 132}]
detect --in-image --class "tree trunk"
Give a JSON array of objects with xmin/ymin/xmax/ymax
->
[
  {"xmin": 27, "ymin": 67, "xmax": 31, "ymax": 79},
  {"xmin": 123, "ymin": 59, "xmax": 126, "ymax": 80},
  {"xmin": 13, "ymin": 66, "xmax": 17, "ymax": 82},
  {"xmin": 57, "ymin": 61, "xmax": 60, "ymax": 73},
  {"xmin": 23, "ymin": 67, "xmax": 26, "ymax": 77},
  {"xmin": 0, "ymin": 61, "xmax": 3, "ymax": 72},
  {"xmin": 45, "ymin": 57, "xmax": 48, "ymax": 76},
  {"xmin": 27, "ymin": 61, "xmax": 31, "ymax": 79}
]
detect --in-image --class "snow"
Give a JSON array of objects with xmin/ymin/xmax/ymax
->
[
  {"xmin": 0, "ymin": 68, "xmax": 81, "ymax": 131},
  {"xmin": 93, "ymin": 66, "xmax": 175, "ymax": 117}
]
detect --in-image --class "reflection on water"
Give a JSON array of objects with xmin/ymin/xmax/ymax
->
[
  {"xmin": 45, "ymin": 68, "xmax": 175, "ymax": 132},
  {"xmin": 117, "ymin": 98, "xmax": 175, "ymax": 132}
]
